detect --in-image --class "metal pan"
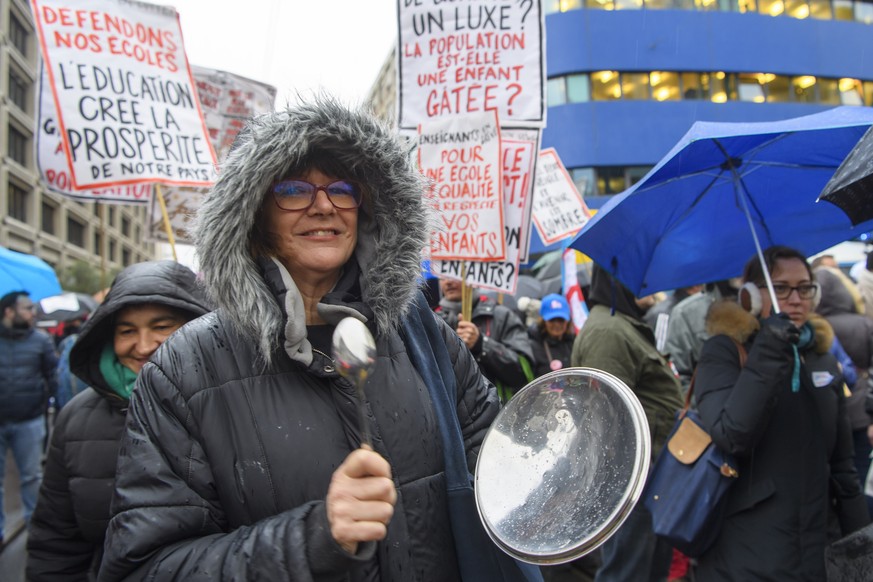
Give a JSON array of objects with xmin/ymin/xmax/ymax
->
[{"xmin": 474, "ymin": 367, "xmax": 651, "ymax": 564}]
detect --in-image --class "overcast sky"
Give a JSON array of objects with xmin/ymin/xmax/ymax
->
[
  {"xmin": 153, "ymin": 0, "xmax": 398, "ymax": 108},
  {"xmin": 148, "ymin": 0, "xmax": 398, "ymax": 264}
]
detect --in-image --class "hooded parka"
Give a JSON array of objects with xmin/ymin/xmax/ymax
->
[
  {"xmin": 25, "ymin": 260, "xmax": 211, "ymax": 581},
  {"xmin": 694, "ymin": 301, "xmax": 869, "ymax": 581},
  {"xmin": 98, "ymin": 98, "xmax": 501, "ymax": 582}
]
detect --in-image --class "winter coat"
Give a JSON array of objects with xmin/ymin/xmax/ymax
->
[
  {"xmin": 815, "ymin": 266, "xmax": 873, "ymax": 430},
  {"xmin": 26, "ymin": 261, "xmax": 211, "ymax": 582},
  {"xmin": 436, "ymin": 295, "xmax": 534, "ymax": 393},
  {"xmin": 857, "ymin": 267, "xmax": 873, "ymax": 321},
  {"xmin": 695, "ymin": 301, "xmax": 869, "ymax": 581},
  {"xmin": 527, "ymin": 324, "xmax": 574, "ymax": 378},
  {"xmin": 664, "ymin": 291, "xmax": 716, "ymax": 390},
  {"xmin": 98, "ymin": 99, "xmax": 502, "ymax": 582},
  {"xmin": 571, "ymin": 264, "xmax": 684, "ymax": 459},
  {"xmin": 0, "ymin": 323, "xmax": 58, "ymax": 423}
]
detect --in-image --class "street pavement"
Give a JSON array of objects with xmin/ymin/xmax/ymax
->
[
  {"xmin": 2, "ymin": 450, "xmax": 27, "ymax": 581},
  {"xmin": 0, "ymin": 528, "xmax": 26, "ymax": 581}
]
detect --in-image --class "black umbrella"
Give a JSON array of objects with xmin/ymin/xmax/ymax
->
[
  {"xmin": 36, "ymin": 292, "xmax": 99, "ymax": 327},
  {"xmin": 818, "ymin": 125, "xmax": 873, "ymax": 226}
]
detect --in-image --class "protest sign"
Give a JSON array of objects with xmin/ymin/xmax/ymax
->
[
  {"xmin": 31, "ymin": 0, "xmax": 216, "ymax": 190},
  {"xmin": 430, "ymin": 128, "xmax": 539, "ymax": 293},
  {"xmin": 532, "ymin": 148, "xmax": 590, "ymax": 245},
  {"xmin": 397, "ymin": 0, "xmax": 545, "ymax": 133},
  {"xmin": 147, "ymin": 66, "xmax": 277, "ymax": 243},
  {"xmin": 190, "ymin": 65, "xmax": 276, "ymax": 161},
  {"xmin": 36, "ymin": 62, "xmax": 152, "ymax": 204},
  {"xmin": 419, "ymin": 110, "xmax": 505, "ymax": 262}
]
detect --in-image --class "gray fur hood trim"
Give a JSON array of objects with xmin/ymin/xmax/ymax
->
[{"xmin": 193, "ymin": 96, "xmax": 433, "ymax": 364}]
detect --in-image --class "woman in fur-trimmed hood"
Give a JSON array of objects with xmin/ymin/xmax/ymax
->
[
  {"xmin": 693, "ymin": 246, "xmax": 869, "ymax": 581},
  {"xmin": 98, "ymin": 97, "xmax": 504, "ymax": 582}
]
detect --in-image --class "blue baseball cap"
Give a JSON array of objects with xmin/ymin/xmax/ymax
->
[{"xmin": 540, "ymin": 293, "xmax": 570, "ymax": 321}]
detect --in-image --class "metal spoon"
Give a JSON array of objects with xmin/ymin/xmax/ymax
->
[{"xmin": 332, "ymin": 317, "xmax": 377, "ymax": 448}]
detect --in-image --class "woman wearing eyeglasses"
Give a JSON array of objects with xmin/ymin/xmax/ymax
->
[
  {"xmin": 97, "ymin": 97, "xmax": 528, "ymax": 582},
  {"xmin": 693, "ymin": 245, "xmax": 869, "ymax": 581}
]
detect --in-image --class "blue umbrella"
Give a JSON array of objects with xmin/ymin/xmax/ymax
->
[
  {"xmin": 570, "ymin": 106, "xmax": 873, "ymax": 302},
  {"xmin": 0, "ymin": 247, "xmax": 62, "ymax": 301}
]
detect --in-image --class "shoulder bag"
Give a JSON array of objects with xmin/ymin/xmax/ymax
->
[{"xmin": 642, "ymin": 339, "xmax": 745, "ymax": 557}]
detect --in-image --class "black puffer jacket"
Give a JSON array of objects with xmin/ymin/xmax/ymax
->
[
  {"xmin": 98, "ymin": 99, "xmax": 501, "ymax": 582},
  {"xmin": 26, "ymin": 261, "xmax": 211, "ymax": 582},
  {"xmin": 436, "ymin": 295, "xmax": 534, "ymax": 392},
  {"xmin": 527, "ymin": 324, "xmax": 574, "ymax": 378},
  {"xmin": 695, "ymin": 301, "xmax": 869, "ymax": 581}
]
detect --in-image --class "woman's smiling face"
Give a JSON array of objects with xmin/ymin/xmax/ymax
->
[{"xmin": 264, "ymin": 168, "xmax": 358, "ymax": 286}]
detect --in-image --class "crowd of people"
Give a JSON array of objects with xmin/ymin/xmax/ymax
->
[{"xmin": 1, "ymin": 97, "xmax": 872, "ymax": 581}]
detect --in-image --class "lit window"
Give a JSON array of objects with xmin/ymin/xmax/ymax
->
[
  {"xmin": 615, "ymin": 0, "xmax": 643, "ymax": 8},
  {"xmin": 696, "ymin": 0, "xmax": 720, "ymax": 10},
  {"xmin": 591, "ymin": 71, "xmax": 621, "ymax": 101},
  {"xmin": 737, "ymin": 0, "xmax": 757, "ymax": 12},
  {"xmin": 833, "ymin": 0, "xmax": 854, "ymax": 20},
  {"xmin": 651, "ymin": 72, "xmax": 680, "ymax": 101},
  {"xmin": 738, "ymin": 74, "xmax": 765, "ymax": 103},
  {"xmin": 682, "ymin": 73, "xmax": 707, "ymax": 99},
  {"xmin": 622, "ymin": 72, "xmax": 649, "ymax": 100},
  {"xmin": 560, "ymin": 0, "xmax": 584, "ymax": 10},
  {"xmin": 792, "ymin": 75, "xmax": 818, "ymax": 103},
  {"xmin": 764, "ymin": 75, "xmax": 790, "ymax": 103},
  {"xmin": 567, "ymin": 74, "xmax": 590, "ymax": 103},
  {"xmin": 839, "ymin": 78, "xmax": 863, "ymax": 105},
  {"xmin": 758, "ymin": 0, "xmax": 784, "ymax": 15},
  {"xmin": 785, "ymin": 0, "xmax": 810, "ymax": 18},
  {"xmin": 863, "ymin": 81, "xmax": 873, "ymax": 106},
  {"xmin": 808, "ymin": 0, "xmax": 832, "ymax": 19},
  {"xmin": 586, "ymin": 0, "xmax": 615, "ymax": 10},
  {"xmin": 596, "ymin": 167, "xmax": 626, "ymax": 195},
  {"xmin": 818, "ymin": 78, "xmax": 840, "ymax": 105},
  {"xmin": 547, "ymin": 77, "xmax": 567, "ymax": 106},
  {"xmin": 709, "ymin": 72, "xmax": 733, "ymax": 103}
]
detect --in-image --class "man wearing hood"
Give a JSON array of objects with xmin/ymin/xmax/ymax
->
[
  {"xmin": 26, "ymin": 260, "xmax": 211, "ymax": 581},
  {"xmin": 0, "ymin": 290, "xmax": 57, "ymax": 547},
  {"xmin": 97, "ymin": 98, "xmax": 513, "ymax": 582},
  {"xmin": 570, "ymin": 265, "xmax": 683, "ymax": 582}
]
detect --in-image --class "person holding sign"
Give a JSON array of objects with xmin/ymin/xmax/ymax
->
[
  {"xmin": 436, "ymin": 277, "xmax": 534, "ymax": 402},
  {"xmin": 98, "ymin": 97, "xmax": 521, "ymax": 581}
]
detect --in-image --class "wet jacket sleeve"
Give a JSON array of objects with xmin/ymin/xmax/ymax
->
[
  {"xmin": 695, "ymin": 330, "xmax": 791, "ymax": 456},
  {"xmin": 436, "ymin": 315, "xmax": 501, "ymax": 472},
  {"xmin": 26, "ymin": 408, "xmax": 93, "ymax": 581},
  {"xmin": 98, "ymin": 363, "xmax": 370, "ymax": 582},
  {"xmin": 472, "ymin": 308, "xmax": 534, "ymax": 390}
]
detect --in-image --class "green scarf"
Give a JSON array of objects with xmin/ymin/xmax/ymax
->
[{"xmin": 98, "ymin": 342, "xmax": 138, "ymax": 399}]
